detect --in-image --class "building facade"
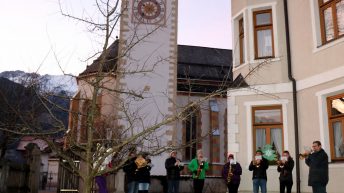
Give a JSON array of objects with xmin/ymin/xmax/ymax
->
[
  {"xmin": 67, "ymin": 0, "xmax": 232, "ymax": 192},
  {"xmin": 229, "ymin": 0, "xmax": 344, "ymax": 192}
]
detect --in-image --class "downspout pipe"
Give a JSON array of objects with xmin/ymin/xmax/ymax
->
[{"xmin": 283, "ymin": 1, "xmax": 301, "ymax": 193}]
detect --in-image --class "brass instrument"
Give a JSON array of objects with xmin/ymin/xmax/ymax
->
[
  {"xmin": 253, "ymin": 160, "xmax": 260, "ymax": 168},
  {"xmin": 135, "ymin": 156, "xmax": 147, "ymax": 171},
  {"xmin": 299, "ymin": 153, "xmax": 309, "ymax": 160},
  {"xmin": 277, "ymin": 160, "xmax": 285, "ymax": 168},
  {"xmin": 299, "ymin": 146, "xmax": 312, "ymax": 159},
  {"xmin": 195, "ymin": 161, "xmax": 204, "ymax": 179},
  {"xmin": 227, "ymin": 164, "xmax": 233, "ymax": 184}
]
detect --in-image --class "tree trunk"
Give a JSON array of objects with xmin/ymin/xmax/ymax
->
[{"xmin": 84, "ymin": 176, "xmax": 92, "ymax": 193}]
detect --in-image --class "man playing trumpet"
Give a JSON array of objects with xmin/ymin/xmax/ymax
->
[
  {"xmin": 165, "ymin": 150, "xmax": 184, "ymax": 193},
  {"xmin": 304, "ymin": 141, "xmax": 329, "ymax": 193},
  {"xmin": 277, "ymin": 151, "xmax": 294, "ymax": 193},
  {"xmin": 249, "ymin": 149, "xmax": 269, "ymax": 193}
]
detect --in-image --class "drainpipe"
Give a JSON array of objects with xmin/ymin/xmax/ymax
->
[{"xmin": 283, "ymin": 1, "xmax": 301, "ymax": 193}]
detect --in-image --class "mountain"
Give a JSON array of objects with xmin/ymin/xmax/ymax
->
[
  {"xmin": 0, "ymin": 70, "xmax": 77, "ymax": 96},
  {"xmin": 0, "ymin": 77, "xmax": 70, "ymax": 163},
  {"xmin": 0, "ymin": 76, "xmax": 70, "ymax": 130}
]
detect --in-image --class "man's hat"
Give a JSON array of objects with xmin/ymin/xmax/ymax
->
[
  {"xmin": 170, "ymin": 150, "xmax": 177, "ymax": 156},
  {"xmin": 227, "ymin": 153, "xmax": 234, "ymax": 159},
  {"xmin": 256, "ymin": 149, "xmax": 263, "ymax": 153}
]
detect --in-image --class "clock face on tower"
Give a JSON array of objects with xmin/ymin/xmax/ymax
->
[{"xmin": 132, "ymin": 0, "xmax": 166, "ymax": 25}]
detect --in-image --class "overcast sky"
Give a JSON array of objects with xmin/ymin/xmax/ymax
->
[{"xmin": 0, "ymin": 0, "xmax": 231, "ymax": 75}]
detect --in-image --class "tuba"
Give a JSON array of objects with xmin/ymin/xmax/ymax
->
[{"xmin": 227, "ymin": 164, "xmax": 233, "ymax": 184}]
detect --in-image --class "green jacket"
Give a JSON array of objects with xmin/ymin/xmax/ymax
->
[{"xmin": 188, "ymin": 158, "xmax": 209, "ymax": 179}]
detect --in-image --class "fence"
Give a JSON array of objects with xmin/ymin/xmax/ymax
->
[
  {"xmin": 57, "ymin": 159, "xmax": 80, "ymax": 193},
  {"xmin": 0, "ymin": 160, "xmax": 30, "ymax": 193}
]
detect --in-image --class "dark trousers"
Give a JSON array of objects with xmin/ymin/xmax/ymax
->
[
  {"xmin": 193, "ymin": 179, "xmax": 204, "ymax": 193},
  {"xmin": 95, "ymin": 176, "xmax": 108, "ymax": 193},
  {"xmin": 280, "ymin": 180, "xmax": 293, "ymax": 193},
  {"xmin": 227, "ymin": 182, "xmax": 239, "ymax": 193},
  {"xmin": 311, "ymin": 184, "xmax": 327, "ymax": 193},
  {"xmin": 167, "ymin": 179, "xmax": 180, "ymax": 193}
]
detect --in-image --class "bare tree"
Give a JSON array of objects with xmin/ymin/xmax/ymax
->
[{"xmin": 0, "ymin": 1, "xmax": 269, "ymax": 193}]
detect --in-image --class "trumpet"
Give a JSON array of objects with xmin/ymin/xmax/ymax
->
[
  {"xmin": 299, "ymin": 153, "xmax": 309, "ymax": 160},
  {"xmin": 277, "ymin": 160, "xmax": 285, "ymax": 168},
  {"xmin": 253, "ymin": 160, "xmax": 261, "ymax": 168}
]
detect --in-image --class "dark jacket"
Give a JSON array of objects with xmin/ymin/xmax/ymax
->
[
  {"xmin": 136, "ymin": 165, "xmax": 152, "ymax": 183},
  {"xmin": 277, "ymin": 158, "xmax": 294, "ymax": 182},
  {"xmin": 165, "ymin": 157, "xmax": 184, "ymax": 180},
  {"xmin": 305, "ymin": 149, "xmax": 329, "ymax": 186},
  {"xmin": 248, "ymin": 158, "xmax": 269, "ymax": 180},
  {"xmin": 123, "ymin": 157, "xmax": 137, "ymax": 182},
  {"xmin": 222, "ymin": 161, "xmax": 242, "ymax": 184}
]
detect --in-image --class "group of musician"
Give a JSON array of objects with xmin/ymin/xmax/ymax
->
[
  {"xmin": 223, "ymin": 140, "xmax": 328, "ymax": 193},
  {"xmin": 246, "ymin": 149, "xmax": 294, "ymax": 193},
  {"xmin": 123, "ymin": 140, "xmax": 329, "ymax": 193}
]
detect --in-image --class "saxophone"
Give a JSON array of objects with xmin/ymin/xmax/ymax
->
[
  {"xmin": 195, "ymin": 161, "xmax": 204, "ymax": 179},
  {"xmin": 227, "ymin": 163, "xmax": 233, "ymax": 184}
]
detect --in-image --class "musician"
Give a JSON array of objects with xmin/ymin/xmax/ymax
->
[
  {"xmin": 165, "ymin": 150, "xmax": 184, "ymax": 193},
  {"xmin": 277, "ymin": 151, "xmax": 294, "ymax": 193},
  {"xmin": 123, "ymin": 149, "xmax": 138, "ymax": 193},
  {"xmin": 222, "ymin": 154, "xmax": 242, "ymax": 193},
  {"xmin": 249, "ymin": 149, "xmax": 269, "ymax": 193},
  {"xmin": 188, "ymin": 149, "xmax": 209, "ymax": 193},
  {"xmin": 135, "ymin": 153, "xmax": 152, "ymax": 193},
  {"xmin": 304, "ymin": 141, "xmax": 328, "ymax": 193}
]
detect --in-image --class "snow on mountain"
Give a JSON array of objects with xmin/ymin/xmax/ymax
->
[{"xmin": 0, "ymin": 70, "xmax": 77, "ymax": 96}]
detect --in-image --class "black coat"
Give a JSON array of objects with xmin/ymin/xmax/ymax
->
[
  {"xmin": 222, "ymin": 162, "xmax": 242, "ymax": 184},
  {"xmin": 123, "ymin": 157, "xmax": 137, "ymax": 182},
  {"xmin": 165, "ymin": 157, "xmax": 184, "ymax": 180},
  {"xmin": 277, "ymin": 158, "xmax": 294, "ymax": 182},
  {"xmin": 248, "ymin": 158, "xmax": 269, "ymax": 180},
  {"xmin": 136, "ymin": 165, "xmax": 152, "ymax": 183},
  {"xmin": 305, "ymin": 149, "xmax": 329, "ymax": 186}
]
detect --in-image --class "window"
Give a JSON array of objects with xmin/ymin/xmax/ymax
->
[
  {"xmin": 319, "ymin": 0, "xmax": 344, "ymax": 44},
  {"xmin": 252, "ymin": 105, "xmax": 283, "ymax": 157},
  {"xmin": 239, "ymin": 18, "xmax": 245, "ymax": 64},
  {"xmin": 327, "ymin": 93, "xmax": 344, "ymax": 160},
  {"xmin": 185, "ymin": 109, "xmax": 198, "ymax": 160},
  {"xmin": 253, "ymin": 9, "xmax": 274, "ymax": 59}
]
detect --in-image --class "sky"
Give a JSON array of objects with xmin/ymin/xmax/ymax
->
[{"xmin": 0, "ymin": 0, "xmax": 231, "ymax": 75}]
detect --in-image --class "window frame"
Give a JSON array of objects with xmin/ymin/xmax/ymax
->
[
  {"xmin": 184, "ymin": 109, "xmax": 199, "ymax": 161},
  {"xmin": 327, "ymin": 93, "xmax": 344, "ymax": 161},
  {"xmin": 319, "ymin": 0, "xmax": 344, "ymax": 44},
  {"xmin": 239, "ymin": 18, "xmax": 245, "ymax": 64},
  {"xmin": 253, "ymin": 9, "xmax": 275, "ymax": 59},
  {"xmin": 252, "ymin": 105, "xmax": 284, "ymax": 155}
]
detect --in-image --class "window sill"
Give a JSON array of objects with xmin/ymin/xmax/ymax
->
[
  {"xmin": 233, "ymin": 62, "xmax": 249, "ymax": 71},
  {"xmin": 233, "ymin": 57, "xmax": 281, "ymax": 72},
  {"xmin": 250, "ymin": 57, "xmax": 280, "ymax": 64},
  {"xmin": 329, "ymin": 162, "xmax": 344, "ymax": 168},
  {"xmin": 313, "ymin": 37, "xmax": 344, "ymax": 54}
]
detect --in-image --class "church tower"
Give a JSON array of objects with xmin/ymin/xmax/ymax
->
[{"xmin": 118, "ymin": 0, "xmax": 178, "ymax": 175}]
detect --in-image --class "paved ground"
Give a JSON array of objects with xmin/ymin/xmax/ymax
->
[{"xmin": 38, "ymin": 188, "xmax": 57, "ymax": 193}]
